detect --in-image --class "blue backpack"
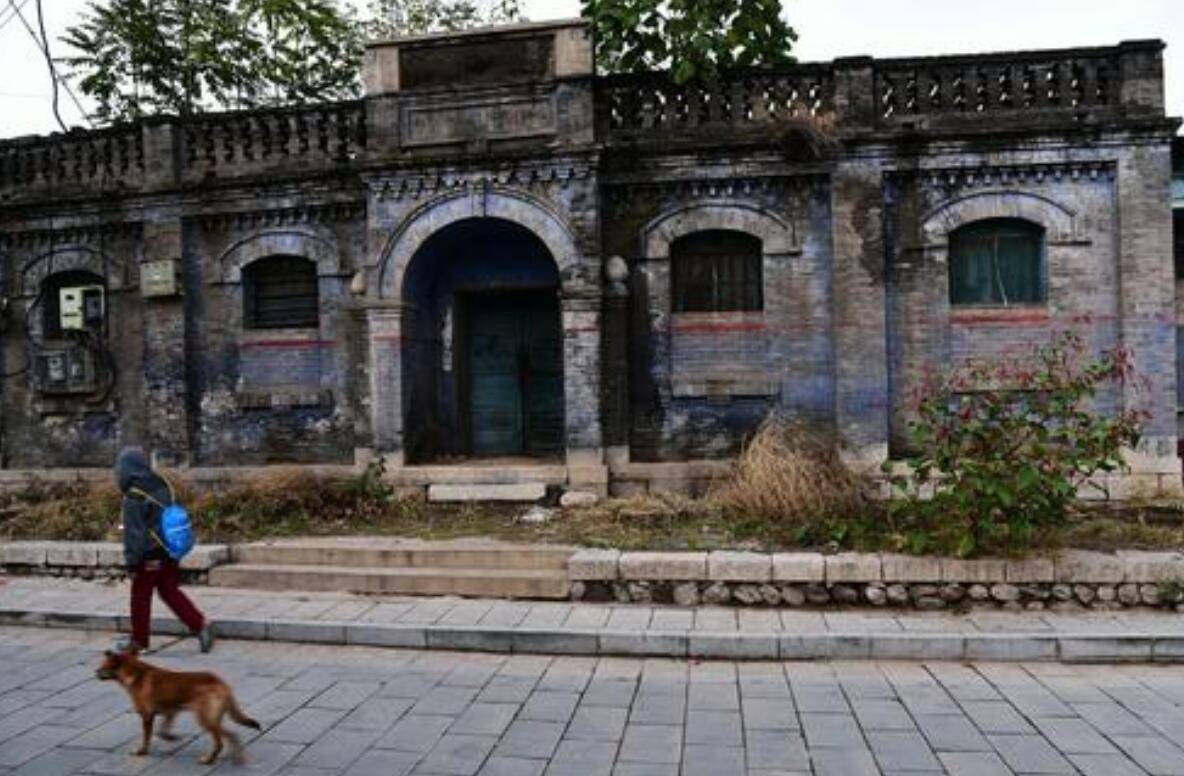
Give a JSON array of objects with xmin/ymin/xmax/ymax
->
[{"xmin": 132, "ymin": 477, "xmax": 195, "ymax": 561}]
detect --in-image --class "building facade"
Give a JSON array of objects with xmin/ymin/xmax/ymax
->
[{"xmin": 0, "ymin": 22, "xmax": 1180, "ymax": 496}]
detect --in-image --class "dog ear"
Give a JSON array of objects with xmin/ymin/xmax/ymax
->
[{"xmin": 103, "ymin": 649, "xmax": 114, "ymax": 657}]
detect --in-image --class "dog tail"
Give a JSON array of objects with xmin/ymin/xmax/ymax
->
[{"xmin": 227, "ymin": 697, "xmax": 261, "ymax": 730}]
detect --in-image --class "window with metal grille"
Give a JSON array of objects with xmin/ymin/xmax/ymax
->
[
  {"xmin": 243, "ymin": 256, "xmax": 319, "ymax": 329},
  {"xmin": 671, "ymin": 230, "xmax": 763, "ymax": 312},
  {"xmin": 949, "ymin": 218, "xmax": 1046, "ymax": 306}
]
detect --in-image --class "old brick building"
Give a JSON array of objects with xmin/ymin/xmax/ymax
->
[{"xmin": 0, "ymin": 22, "xmax": 1180, "ymax": 497}]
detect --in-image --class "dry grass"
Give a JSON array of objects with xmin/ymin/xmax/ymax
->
[
  {"xmin": 0, "ymin": 447, "xmax": 1180, "ymax": 556},
  {"xmin": 708, "ymin": 416, "xmax": 868, "ymax": 523}
]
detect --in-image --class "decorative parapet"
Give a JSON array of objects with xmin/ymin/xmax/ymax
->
[
  {"xmin": 0, "ymin": 100, "xmax": 366, "ymax": 203},
  {"xmin": 180, "ymin": 100, "xmax": 367, "ymax": 181},
  {"xmin": 597, "ymin": 39, "xmax": 1169, "ymax": 146},
  {"xmin": 596, "ymin": 65, "xmax": 834, "ymax": 141},
  {"xmin": 0, "ymin": 124, "xmax": 144, "ymax": 195},
  {"xmin": 873, "ymin": 47, "xmax": 1121, "ymax": 124},
  {"xmin": 0, "ymin": 40, "xmax": 1170, "ymax": 201}
]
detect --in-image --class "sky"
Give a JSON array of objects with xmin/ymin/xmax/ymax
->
[{"xmin": 0, "ymin": 0, "xmax": 1181, "ymax": 138}]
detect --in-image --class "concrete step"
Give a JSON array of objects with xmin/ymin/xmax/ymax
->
[
  {"xmin": 208, "ymin": 563, "xmax": 571, "ymax": 599},
  {"xmin": 231, "ymin": 542, "xmax": 573, "ymax": 571},
  {"xmin": 428, "ymin": 483, "xmax": 547, "ymax": 502}
]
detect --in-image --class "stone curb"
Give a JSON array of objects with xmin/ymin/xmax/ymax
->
[
  {"xmin": 2, "ymin": 606, "xmax": 1181, "ymax": 663},
  {"xmin": 0, "ymin": 542, "xmax": 230, "ymax": 572},
  {"xmin": 6, "ymin": 541, "xmax": 1184, "ymax": 587},
  {"xmin": 574, "ymin": 548, "xmax": 1184, "ymax": 585}
]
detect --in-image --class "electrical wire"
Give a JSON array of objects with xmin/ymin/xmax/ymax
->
[
  {"xmin": 0, "ymin": 0, "xmax": 29, "ymax": 33},
  {"xmin": 5, "ymin": 0, "xmax": 93, "ymax": 129},
  {"xmin": 31, "ymin": 0, "xmax": 65, "ymax": 132}
]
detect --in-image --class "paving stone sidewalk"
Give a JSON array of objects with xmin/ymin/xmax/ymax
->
[
  {"xmin": 3, "ymin": 576, "xmax": 1184, "ymax": 663},
  {"xmin": 3, "ymin": 625, "xmax": 1184, "ymax": 775}
]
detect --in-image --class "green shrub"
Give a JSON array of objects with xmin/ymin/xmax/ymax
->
[{"xmin": 888, "ymin": 332, "xmax": 1144, "ymax": 557}]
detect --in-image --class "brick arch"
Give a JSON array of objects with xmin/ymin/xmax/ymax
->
[
  {"xmin": 375, "ymin": 189, "xmax": 582, "ymax": 299},
  {"xmin": 216, "ymin": 229, "xmax": 342, "ymax": 284},
  {"xmin": 921, "ymin": 190, "xmax": 1079, "ymax": 245},
  {"xmin": 641, "ymin": 201, "xmax": 798, "ymax": 259},
  {"xmin": 20, "ymin": 245, "xmax": 129, "ymax": 297}
]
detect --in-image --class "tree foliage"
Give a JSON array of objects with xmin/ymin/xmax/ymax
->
[
  {"xmin": 582, "ymin": 0, "xmax": 796, "ymax": 83},
  {"xmin": 888, "ymin": 333, "xmax": 1145, "ymax": 557},
  {"xmin": 366, "ymin": 0, "xmax": 521, "ymax": 38},
  {"xmin": 62, "ymin": 0, "xmax": 363, "ymax": 123},
  {"xmin": 64, "ymin": 0, "xmax": 798, "ymax": 125}
]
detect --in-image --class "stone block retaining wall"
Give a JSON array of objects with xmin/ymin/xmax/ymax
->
[
  {"xmin": 0, "ymin": 542, "xmax": 228, "ymax": 584},
  {"xmin": 570, "ymin": 549, "xmax": 1184, "ymax": 611}
]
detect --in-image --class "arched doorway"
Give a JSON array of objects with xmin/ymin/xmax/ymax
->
[{"xmin": 401, "ymin": 217, "xmax": 565, "ymax": 463}]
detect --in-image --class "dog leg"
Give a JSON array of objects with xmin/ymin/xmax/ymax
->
[
  {"xmin": 157, "ymin": 711, "xmax": 179, "ymax": 742},
  {"xmin": 197, "ymin": 714, "xmax": 223, "ymax": 765},
  {"xmin": 133, "ymin": 713, "xmax": 154, "ymax": 756},
  {"xmin": 224, "ymin": 729, "xmax": 244, "ymax": 763}
]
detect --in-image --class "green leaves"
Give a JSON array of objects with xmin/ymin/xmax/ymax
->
[
  {"xmin": 63, "ymin": 0, "xmax": 364, "ymax": 124},
  {"xmin": 366, "ymin": 0, "xmax": 522, "ymax": 37},
  {"xmin": 584, "ymin": 0, "xmax": 796, "ymax": 83},
  {"xmin": 893, "ymin": 333, "xmax": 1144, "ymax": 557}
]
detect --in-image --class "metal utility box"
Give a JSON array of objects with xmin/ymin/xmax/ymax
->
[
  {"xmin": 141, "ymin": 258, "xmax": 181, "ymax": 298},
  {"xmin": 36, "ymin": 345, "xmax": 97, "ymax": 394},
  {"xmin": 59, "ymin": 285, "xmax": 105, "ymax": 331}
]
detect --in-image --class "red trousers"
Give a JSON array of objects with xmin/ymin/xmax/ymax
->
[{"xmin": 130, "ymin": 560, "xmax": 205, "ymax": 648}]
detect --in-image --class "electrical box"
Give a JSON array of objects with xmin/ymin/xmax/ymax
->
[
  {"xmin": 35, "ymin": 345, "xmax": 97, "ymax": 394},
  {"xmin": 59, "ymin": 285, "xmax": 104, "ymax": 331},
  {"xmin": 141, "ymin": 259, "xmax": 181, "ymax": 298}
]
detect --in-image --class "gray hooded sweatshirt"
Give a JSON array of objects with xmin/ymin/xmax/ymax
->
[{"xmin": 114, "ymin": 447, "xmax": 174, "ymax": 568}]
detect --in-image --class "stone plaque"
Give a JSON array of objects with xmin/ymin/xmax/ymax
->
[
  {"xmin": 402, "ymin": 97, "xmax": 556, "ymax": 146},
  {"xmin": 400, "ymin": 36, "xmax": 553, "ymax": 91}
]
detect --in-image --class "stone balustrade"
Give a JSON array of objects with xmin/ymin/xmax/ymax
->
[
  {"xmin": 0, "ymin": 40, "xmax": 1162, "ymax": 201},
  {"xmin": 595, "ymin": 65, "xmax": 834, "ymax": 140},
  {"xmin": 0, "ymin": 100, "xmax": 366, "ymax": 202},
  {"xmin": 0, "ymin": 124, "xmax": 143, "ymax": 194},
  {"xmin": 874, "ymin": 49, "xmax": 1120, "ymax": 122},
  {"xmin": 181, "ymin": 100, "xmax": 367, "ymax": 181}
]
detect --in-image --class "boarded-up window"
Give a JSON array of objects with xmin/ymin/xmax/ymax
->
[
  {"xmin": 671, "ymin": 230, "xmax": 763, "ymax": 312},
  {"xmin": 949, "ymin": 219, "xmax": 1045, "ymax": 306},
  {"xmin": 243, "ymin": 256, "xmax": 318, "ymax": 329}
]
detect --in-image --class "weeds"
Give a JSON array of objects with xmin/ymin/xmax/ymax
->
[{"xmin": 709, "ymin": 416, "xmax": 869, "ymax": 523}]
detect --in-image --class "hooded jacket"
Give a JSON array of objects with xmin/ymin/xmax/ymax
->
[{"xmin": 114, "ymin": 447, "xmax": 174, "ymax": 568}]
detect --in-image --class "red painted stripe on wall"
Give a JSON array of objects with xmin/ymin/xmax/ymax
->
[
  {"xmin": 239, "ymin": 339, "xmax": 337, "ymax": 349},
  {"xmin": 671, "ymin": 322, "xmax": 768, "ymax": 334},
  {"xmin": 949, "ymin": 310, "xmax": 1050, "ymax": 326}
]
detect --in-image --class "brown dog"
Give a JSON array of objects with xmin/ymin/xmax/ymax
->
[{"xmin": 95, "ymin": 650, "xmax": 260, "ymax": 764}]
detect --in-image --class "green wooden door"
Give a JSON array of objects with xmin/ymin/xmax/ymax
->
[{"xmin": 467, "ymin": 294, "xmax": 563, "ymax": 457}]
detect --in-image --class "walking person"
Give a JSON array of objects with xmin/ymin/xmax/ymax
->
[{"xmin": 113, "ymin": 447, "xmax": 213, "ymax": 654}]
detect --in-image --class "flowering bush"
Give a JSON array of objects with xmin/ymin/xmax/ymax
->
[{"xmin": 889, "ymin": 333, "xmax": 1145, "ymax": 556}]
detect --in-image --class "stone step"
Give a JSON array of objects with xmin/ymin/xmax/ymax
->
[
  {"xmin": 208, "ymin": 563, "xmax": 571, "ymax": 599},
  {"xmin": 427, "ymin": 483, "xmax": 547, "ymax": 502},
  {"xmin": 232, "ymin": 542, "xmax": 573, "ymax": 571}
]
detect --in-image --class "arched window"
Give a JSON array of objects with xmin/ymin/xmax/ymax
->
[
  {"xmin": 41, "ymin": 270, "xmax": 105, "ymax": 339},
  {"xmin": 949, "ymin": 219, "xmax": 1045, "ymax": 306},
  {"xmin": 671, "ymin": 230, "xmax": 763, "ymax": 312},
  {"xmin": 243, "ymin": 256, "xmax": 319, "ymax": 329}
]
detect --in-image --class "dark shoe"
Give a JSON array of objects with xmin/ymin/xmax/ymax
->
[{"xmin": 198, "ymin": 624, "xmax": 214, "ymax": 654}]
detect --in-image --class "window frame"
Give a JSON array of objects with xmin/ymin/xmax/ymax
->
[
  {"xmin": 948, "ymin": 218, "xmax": 1047, "ymax": 308},
  {"xmin": 670, "ymin": 229, "xmax": 764, "ymax": 314},
  {"xmin": 242, "ymin": 255, "xmax": 320, "ymax": 331}
]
